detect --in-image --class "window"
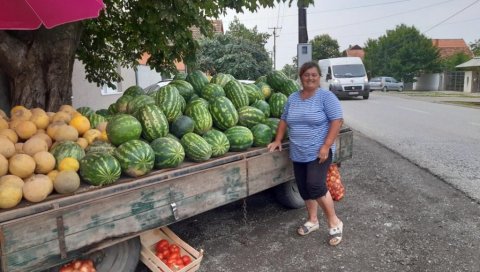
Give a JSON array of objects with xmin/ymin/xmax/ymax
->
[{"xmin": 101, "ymin": 82, "xmax": 121, "ymax": 96}]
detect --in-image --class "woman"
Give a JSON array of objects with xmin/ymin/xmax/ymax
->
[{"xmin": 267, "ymin": 61, "xmax": 344, "ymax": 246}]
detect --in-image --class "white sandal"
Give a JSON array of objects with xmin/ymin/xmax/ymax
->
[
  {"xmin": 297, "ymin": 221, "xmax": 319, "ymax": 236},
  {"xmin": 328, "ymin": 221, "xmax": 343, "ymax": 246}
]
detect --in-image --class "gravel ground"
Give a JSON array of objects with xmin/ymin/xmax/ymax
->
[{"xmin": 136, "ymin": 133, "xmax": 480, "ymax": 272}]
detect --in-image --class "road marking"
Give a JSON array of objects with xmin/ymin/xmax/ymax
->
[{"xmin": 396, "ymin": 106, "xmax": 430, "ymax": 114}]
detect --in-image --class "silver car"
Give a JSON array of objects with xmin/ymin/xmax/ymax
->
[{"xmin": 369, "ymin": 76, "xmax": 404, "ymax": 92}]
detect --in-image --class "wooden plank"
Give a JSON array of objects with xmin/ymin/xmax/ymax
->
[{"xmin": 247, "ymin": 150, "xmax": 294, "ymax": 195}]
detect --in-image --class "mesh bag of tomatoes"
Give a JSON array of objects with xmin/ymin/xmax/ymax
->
[
  {"xmin": 59, "ymin": 259, "xmax": 96, "ymax": 272},
  {"xmin": 155, "ymin": 239, "xmax": 193, "ymax": 270}
]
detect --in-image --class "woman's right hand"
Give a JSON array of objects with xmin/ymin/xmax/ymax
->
[{"xmin": 267, "ymin": 141, "xmax": 282, "ymax": 152}]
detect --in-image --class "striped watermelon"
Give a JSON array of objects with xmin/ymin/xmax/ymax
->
[
  {"xmin": 150, "ymin": 137, "xmax": 185, "ymax": 169},
  {"xmin": 268, "ymin": 92, "xmax": 288, "ymax": 118},
  {"xmin": 95, "ymin": 109, "xmax": 109, "ymax": 117},
  {"xmin": 173, "ymin": 72, "xmax": 188, "ymax": 81},
  {"xmin": 184, "ymin": 101, "xmax": 212, "ymax": 135},
  {"xmin": 113, "ymin": 139, "xmax": 155, "ymax": 177},
  {"xmin": 202, "ymin": 129, "xmax": 230, "ymax": 157},
  {"xmin": 126, "ymin": 95, "xmax": 155, "ymax": 114},
  {"xmin": 200, "ymin": 83, "xmax": 225, "ymax": 102},
  {"xmin": 169, "ymin": 80, "xmax": 195, "ymax": 101},
  {"xmin": 136, "ymin": 104, "xmax": 169, "ymax": 142},
  {"xmin": 224, "ymin": 80, "xmax": 249, "ymax": 109},
  {"xmin": 155, "ymin": 85, "xmax": 182, "ymax": 122},
  {"xmin": 210, "ymin": 73, "xmax": 234, "ymax": 87},
  {"xmin": 79, "ymin": 153, "xmax": 121, "ymax": 186},
  {"xmin": 50, "ymin": 141, "xmax": 85, "ymax": 167},
  {"xmin": 224, "ymin": 126, "xmax": 253, "ymax": 152},
  {"xmin": 187, "ymin": 97, "xmax": 209, "ymax": 109},
  {"xmin": 256, "ymin": 82, "xmax": 273, "ymax": 100},
  {"xmin": 180, "ymin": 132, "xmax": 212, "ymax": 162},
  {"xmin": 107, "ymin": 103, "xmax": 118, "ymax": 115},
  {"xmin": 263, "ymin": 118, "xmax": 280, "ymax": 138},
  {"xmin": 115, "ymin": 95, "xmax": 134, "ymax": 113},
  {"xmin": 243, "ymin": 83, "xmax": 264, "ymax": 104},
  {"xmin": 237, "ymin": 106, "xmax": 266, "ymax": 128},
  {"xmin": 250, "ymin": 123, "xmax": 273, "ymax": 147},
  {"xmin": 178, "ymin": 95, "xmax": 187, "ymax": 113},
  {"xmin": 170, "ymin": 115, "xmax": 195, "ymax": 138},
  {"xmin": 76, "ymin": 106, "xmax": 94, "ymax": 117},
  {"xmin": 88, "ymin": 113, "xmax": 107, "ymax": 129},
  {"xmin": 123, "ymin": 85, "xmax": 144, "ymax": 97},
  {"xmin": 280, "ymin": 79, "xmax": 301, "ymax": 97},
  {"xmin": 106, "ymin": 114, "xmax": 142, "ymax": 146},
  {"xmin": 255, "ymin": 75, "xmax": 267, "ymax": 84},
  {"xmin": 85, "ymin": 140, "xmax": 116, "ymax": 155},
  {"xmin": 209, "ymin": 96, "xmax": 239, "ymax": 131},
  {"xmin": 251, "ymin": 100, "xmax": 270, "ymax": 118},
  {"xmin": 186, "ymin": 70, "xmax": 209, "ymax": 95},
  {"xmin": 166, "ymin": 133, "xmax": 180, "ymax": 143},
  {"xmin": 266, "ymin": 70, "xmax": 289, "ymax": 91}
]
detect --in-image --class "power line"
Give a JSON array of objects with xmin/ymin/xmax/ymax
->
[
  {"xmin": 269, "ymin": 26, "xmax": 282, "ymax": 70},
  {"xmin": 423, "ymin": 0, "xmax": 480, "ymax": 33}
]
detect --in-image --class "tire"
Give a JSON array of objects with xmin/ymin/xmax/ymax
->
[
  {"xmin": 398, "ymin": 87, "xmax": 403, "ymax": 92},
  {"xmin": 274, "ymin": 180, "xmax": 305, "ymax": 209},
  {"xmin": 382, "ymin": 86, "xmax": 387, "ymax": 92},
  {"xmin": 363, "ymin": 93, "xmax": 369, "ymax": 99}
]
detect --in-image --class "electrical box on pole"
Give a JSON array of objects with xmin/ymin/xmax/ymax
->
[{"xmin": 297, "ymin": 43, "xmax": 312, "ymax": 69}]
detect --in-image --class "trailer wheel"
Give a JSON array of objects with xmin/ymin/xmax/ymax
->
[
  {"xmin": 274, "ymin": 180, "xmax": 304, "ymax": 209},
  {"xmin": 89, "ymin": 237, "xmax": 141, "ymax": 272}
]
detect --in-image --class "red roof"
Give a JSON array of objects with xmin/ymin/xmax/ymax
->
[
  {"xmin": 343, "ymin": 45, "xmax": 365, "ymax": 59},
  {"xmin": 431, "ymin": 39, "xmax": 473, "ymax": 58}
]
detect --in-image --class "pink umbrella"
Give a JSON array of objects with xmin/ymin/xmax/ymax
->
[{"xmin": 0, "ymin": 0, "xmax": 105, "ymax": 30}]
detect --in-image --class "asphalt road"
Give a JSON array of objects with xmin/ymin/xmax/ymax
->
[{"xmin": 136, "ymin": 132, "xmax": 480, "ymax": 272}]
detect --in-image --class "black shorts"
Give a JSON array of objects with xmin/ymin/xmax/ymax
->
[{"xmin": 292, "ymin": 150, "xmax": 332, "ymax": 200}]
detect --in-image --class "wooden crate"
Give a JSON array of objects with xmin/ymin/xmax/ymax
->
[{"xmin": 140, "ymin": 227, "xmax": 203, "ymax": 272}]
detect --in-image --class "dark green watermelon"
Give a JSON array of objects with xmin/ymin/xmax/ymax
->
[
  {"xmin": 170, "ymin": 115, "xmax": 195, "ymax": 138},
  {"xmin": 180, "ymin": 132, "xmax": 212, "ymax": 162},
  {"xmin": 79, "ymin": 153, "xmax": 121, "ymax": 186},
  {"xmin": 106, "ymin": 114, "xmax": 142, "ymax": 146},
  {"xmin": 113, "ymin": 139, "xmax": 155, "ymax": 177},
  {"xmin": 150, "ymin": 137, "xmax": 185, "ymax": 169},
  {"xmin": 250, "ymin": 123, "xmax": 273, "ymax": 147},
  {"xmin": 224, "ymin": 126, "xmax": 253, "ymax": 152}
]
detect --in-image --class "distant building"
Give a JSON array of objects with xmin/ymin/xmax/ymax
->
[
  {"xmin": 342, "ymin": 45, "xmax": 365, "ymax": 59},
  {"xmin": 431, "ymin": 39, "xmax": 473, "ymax": 59}
]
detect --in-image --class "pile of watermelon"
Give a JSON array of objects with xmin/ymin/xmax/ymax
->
[{"xmin": 78, "ymin": 70, "xmax": 299, "ymax": 186}]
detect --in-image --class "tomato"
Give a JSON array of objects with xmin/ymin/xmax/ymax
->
[
  {"xmin": 155, "ymin": 239, "xmax": 170, "ymax": 252},
  {"xmin": 166, "ymin": 257, "xmax": 177, "ymax": 266},
  {"xmin": 175, "ymin": 258, "xmax": 184, "ymax": 266},
  {"xmin": 182, "ymin": 255, "xmax": 192, "ymax": 265},
  {"xmin": 160, "ymin": 248, "xmax": 171, "ymax": 258},
  {"xmin": 156, "ymin": 251, "xmax": 165, "ymax": 260},
  {"xmin": 169, "ymin": 244, "xmax": 180, "ymax": 254}
]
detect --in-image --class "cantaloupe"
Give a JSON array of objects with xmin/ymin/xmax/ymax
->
[
  {"xmin": 14, "ymin": 142, "xmax": 24, "ymax": 154},
  {"xmin": 46, "ymin": 121, "xmax": 66, "ymax": 139},
  {"xmin": 76, "ymin": 138, "xmax": 88, "ymax": 149},
  {"xmin": 0, "ymin": 118, "xmax": 8, "ymax": 130},
  {"xmin": 11, "ymin": 108, "xmax": 32, "ymax": 121},
  {"xmin": 51, "ymin": 111, "xmax": 72, "ymax": 124},
  {"xmin": 47, "ymin": 169, "xmax": 59, "ymax": 182},
  {"xmin": 10, "ymin": 105, "xmax": 27, "ymax": 117},
  {"xmin": 53, "ymin": 125, "xmax": 79, "ymax": 142},
  {"xmin": 0, "ymin": 136, "xmax": 16, "ymax": 158},
  {"xmin": 83, "ymin": 129, "xmax": 101, "ymax": 144},
  {"xmin": 0, "ymin": 128, "xmax": 18, "ymax": 143},
  {"xmin": 0, "ymin": 109, "xmax": 8, "ymax": 120},
  {"xmin": 22, "ymin": 174, "xmax": 52, "ymax": 203},
  {"xmin": 59, "ymin": 105, "xmax": 76, "ymax": 116},
  {"xmin": 8, "ymin": 119, "xmax": 22, "ymax": 130},
  {"xmin": 0, "ymin": 154, "xmax": 8, "ymax": 176},
  {"xmin": 53, "ymin": 170, "xmax": 80, "ymax": 194},
  {"xmin": 0, "ymin": 184, "xmax": 23, "ymax": 209},
  {"xmin": 30, "ymin": 133, "xmax": 53, "ymax": 149},
  {"xmin": 15, "ymin": 120, "xmax": 37, "ymax": 140},
  {"xmin": 33, "ymin": 151, "xmax": 56, "ymax": 174},
  {"xmin": 0, "ymin": 175, "xmax": 24, "ymax": 188},
  {"xmin": 9, "ymin": 154, "xmax": 36, "ymax": 178},
  {"xmin": 69, "ymin": 115, "xmax": 91, "ymax": 135},
  {"xmin": 30, "ymin": 111, "xmax": 50, "ymax": 130},
  {"xmin": 22, "ymin": 137, "xmax": 49, "ymax": 156}
]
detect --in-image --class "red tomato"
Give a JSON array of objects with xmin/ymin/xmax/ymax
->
[
  {"xmin": 182, "ymin": 255, "xmax": 192, "ymax": 265},
  {"xmin": 155, "ymin": 239, "xmax": 170, "ymax": 252},
  {"xmin": 160, "ymin": 248, "xmax": 171, "ymax": 258},
  {"xmin": 169, "ymin": 252, "xmax": 180, "ymax": 260},
  {"xmin": 175, "ymin": 258, "xmax": 184, "ymax": 266},
  {"xmin": 166, "ymin": 257, "xmax": 177, "ymax": 266},
  {"xmin": 156, "ymin": 251, "xmax": 164, "ymax": 260},
  {"xmin": 169, "ymin": 244, "xmax": 180, "ymax": 254}
]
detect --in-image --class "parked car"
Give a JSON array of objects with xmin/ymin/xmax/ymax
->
[{"xmin": 369, "ymin": 76, "xmax": 404, "ymax": 92}]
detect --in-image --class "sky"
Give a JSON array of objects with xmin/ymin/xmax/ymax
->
[{"xmin": 220, "ymin": 0, "xmax": 480, "ymax": 69}]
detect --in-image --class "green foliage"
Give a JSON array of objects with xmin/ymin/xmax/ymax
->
[
  {"xmin": 281, "ymin": 57, "xmax": 298, "ymax": 80},
  {"xmin": 470, "ymin": 39, "xmax": 480, "ymax": 56},
  {"xmin": 310, "ymin": 34, "xmax": 341, "ymax": 61},
  {"xmin": 441, "ymin": 52, "xmax": 472, "ymax": 71},
  {"xmin": 77, "ymin": 0, "xmax": 313, "ymax": 88},
  {"xmin": 227, "ymin": 17, "xmax": 271, "ymax": 45},
  {"xmin": 363, "ymin": 24, "xmax": 441, "ymax": 83}
]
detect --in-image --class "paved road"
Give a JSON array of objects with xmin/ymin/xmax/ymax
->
[
  {"xmin": 340, "ymin": 91, "xmax": 480, "ymax": 202},
  {"xmin": 136, "ymin": 133, "xmax": 480, "ymax": 272}
]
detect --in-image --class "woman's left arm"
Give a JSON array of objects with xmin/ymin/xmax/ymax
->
[{"xmin": 318, "ymin": 118, "xmax": 343, "ymax": 163}]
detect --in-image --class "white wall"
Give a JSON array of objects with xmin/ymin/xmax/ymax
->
[
  {"xmin": 136, "ymin": 65, "xmax": 163, "ymax": 88},
  {"xmin": 413, "ymin": 73, "xmax": 442, "ymax": 91},
  {"xmin": 463, "ymin": 71, "xmax": 473, "ymax": 93}
]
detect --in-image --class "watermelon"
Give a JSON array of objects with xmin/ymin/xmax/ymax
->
[
  {"xmin": 166, "ymin": 133, "xmax": 180, "ymax": 143},
  {"xmin": 256, "ymin": 82, "xmax": 273, "ymax": 100},
  {"xmin": 180, "ymin": 132, "xmax": 212, "ymax": 162},
  {"xmin": 85, "ymin": 140, "xmax": 116, "ymax": 155},
  {"xmin": 113, "ymin": 139, "xmax": 155, "ymax": 177},
  {"xmin": 223, "ymin": 80, "xmax": 249, "ymax": 109},
  {"xmin": 95, "ymin": 109, "xmax": 109, "ymax": 117},
  {"xmin": 243, "ymin": 83, "xmax": 264, "ymax": 104},
  {"xmin": 79, "ymin": 153, "xmax": 121, "ymax": 186},
  {"xmin": 169, "ymin": 80, "xmax": 195, "ymax": 101},
  {"xmin": 268, "ymin": 92, "xmax": 288, "ymax": 118},
  {"xmin": 106, "ymin": 114, "xmax": 142, "ymax": 146},
  {"xmin": 123, "ymin": 85, "xmax": 144, "ymax": 97},
  {"xmin": 173, "ymin": 72, "xmax": 188, "ymax": 81},
  {"xmin": 184, "ymin": 102, "xmax": 212, "ymax": 135},
  {"xmin": 266, "ymin": 70, "xmax": 289, "ymax": 91},
  {"xmin": 224, "ymin": 126, "xmax": 253, "ymax": 152},
  {"xmin": 88, "ymin": 113, "xmax": 107, "ymax": 129},
  {"xmin": 50, "ymin": 141, "xmax": 85, "ymax": 167},
  {"xmin": 187, "ymin": 97, "xmax": 209, "ymax": 109},
  {"xmin": 186, "ymin": 70, "xmax": 209, "ymax": 95},
  {"xmin": 170, "ymin": 115, "xmax": 195, "ymax": 138},
  {"xmin": 76, "ymin": 106, "xmax": 94, "ymax": 117},
  {"xmin": 126, "ymin": 94, "xmax": 155, "ymax": 114},
  {"xmin": 263, "ymin": 118, "xmax": 280, "ymax": 138},
  {"xmin": 136, "ymin": 104, "xmax": 169, "ymax": 142},
  {"xmin": 255, "ymin": 75, "xmax": 267, "ymax": 84},
  {"xmin": 250, "ymin": 123, "xmax": 273, "ymax": 147},
  {"xmin": 280, "ymin": 79, "xmax": 301, "ymax": 97},
  {"xmin": 200, "ymin": 83, "xmax": 225, "ymax": 102},
  {"xmin": 150, "ymin": 137, "xmax": 185, "ymax": 169},
  {"xmin": 178, "ymin": 94, "xmax": 186, "ymax": 113},
  {"xmin": 155, "ymin": 85, "xmax": 182, "ymax": 122},
  {"xmin": 115, "ymin": 95, "xmax": 134, "ymax": 113},
  {"xmin": 202, "ymin": 129, "xmax": 230, "ymax": 157},
  {"xmin": 209, "ymin": 96, "xmax": 238, "ymax": 131},
  {"xmin": 210, "ymin": 73, "xmax": 234, "ymax": 87},
  {"xmin": 107, "ymin": 103, "xmax": 118, "ymax": 115},
  {"xmin": 237, "ymin": 106, "xmax": 266, "ymax": 128},
  {"xmin": 251, "ymin": 100, "xmax": 270, "ymax": 118}
]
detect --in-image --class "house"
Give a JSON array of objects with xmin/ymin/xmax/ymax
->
[
  {"xmin": 431, "ymin": 39, "xmax": 473, "ymax": 58},
  {"xmin": 71, "ymin": 20, "xmax": 224, "ymax": 110},
  {"xmin": 342, "ymin": 45, "xmax": 365, "ymax": 59},
  {"xmin": 456, "ymin": 57, "xmax": 480, "ymax": 93}
]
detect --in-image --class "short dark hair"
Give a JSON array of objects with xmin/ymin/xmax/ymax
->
[{"xmin": 299, "ymin": 61, "xmax": 321, "ymax": 78}]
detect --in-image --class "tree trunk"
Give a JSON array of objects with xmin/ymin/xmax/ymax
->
[{"xmin": 0, "ymin": 23, "xmax": 83, "ymax": 112}]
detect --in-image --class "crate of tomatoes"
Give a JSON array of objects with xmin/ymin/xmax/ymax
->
[{"xmin": 140, "ymin": 227, "xmax": 203, "ymax": 272}]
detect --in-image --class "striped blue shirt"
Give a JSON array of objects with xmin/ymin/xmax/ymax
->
[{"xmin": 281, "ymin": 88, "xmax": 343, "ymax": 162}]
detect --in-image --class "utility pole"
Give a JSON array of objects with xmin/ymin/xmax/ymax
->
[{"xmin": 269, "ymin": 26, "xmax": 281, "ymax": 70}]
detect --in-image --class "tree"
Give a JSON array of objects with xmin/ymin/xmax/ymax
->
[
  {"xmin": 227, "ymin": 17, "xmax": 271, "ymax": 46},
  {"xmin": 195, "ymin": 33, "xmax": 272, "ymax": 80},
  {"xmin": 470, "ymin": 39, "xmax": 480, "ymax": 56},
  {"xmin": 0, "ymin": 0, "xmax": 313, "ymax": 111},
  {"xmin": 281, "ymin": 57, "xmax": 298, "ymax": 79},
  {"xmin": 363, "ymin": 24, "xmax": 441, "ymax": 82},
  {"xmin": 441, "ymin": 52, "xmax": 471, "ymax": 71},
  {"xmin": 310, "ymin": 34, "xmax": 341, "ymax": 61}
]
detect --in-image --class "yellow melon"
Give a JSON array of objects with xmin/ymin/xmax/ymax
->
[
  {"xmin": 30, "ymin": 133, "xmax": 53, "ymax": 149},
  {"xmin": 10, "ymin": 105, "xmax": 27, "ymax": 117},
  {"xmin": 0, "ymin": 109, "xmax": 8, "ymax": 120},
  {"xmin": 46, "ymin": 111, "xmax": 55, "ymax": 122},
  {"xmin": 69, "ymin": 115, "xmax": 91, "ymax": 135},
  {"xmin": 76, "ymin": 137, "xmax": 88, "ymax": 149},
  {"xmin": 96, "ymin": 121, "xmax": 108, "ymax": 132},
  {"xmin": 22, "ymin": 174, "xmax": 52, "ymax": 203},
  {"xmin": 59, "ymin": 105, "xmax": 76, "ymax": 116},
  {"xmin": 22, "ymin": 137, "xmax": 49, "ymax": 156},
  {"xmin": 33, "ymin": 151, "xmax": 56, "ymax": 174},
  {"xmin": 0, "ymin": 137, "xmax": 16, "ymax": 158},
  {"xmin": 46, "ymin": 121, "xmax": 67, "ymax": 139},
  {"xmin": 51, "ymin": 111, "xmax": 72, "ymax": 124},
  {"xmin": 0, "ymin": 184, "xmax": 23, "ymax": 209},
  {"xmin": 15, "ymin": 120, "xmax": 37, "ymax": 140},
  {"xmin": 58, "ymin": 157, "xmax": 79, "ymax": 172},
  {"xmin": 0, "ymin": 118, "xmax": 8, "ymax": 130},
  {"xmin": 8, "ymin": 118, "xmax": 22, "ymax": 130},
  {"xmin": 47, "ymin": 169, "xmax": 59, "ymax": 182},
  {"xmin": 9, "ymin": 154, "xmax": 36, "ymax": 178},
  {"xmin": 0, "ymin": 154, "xmax": 8, "ymax": 176},
  {"xmin": 30, "ymin": 108, "xmax": 46, "ymax": 116},
  {"xmin": 53, "ymin": 125, "xmax": 79, "ymax": 142},
  {"xmin": 83, "ymin": 129, "xmax": 101, "ymax": 144},
  {"xmin": 72, "ymin": 111, "xmax": 83, "ymax": 119},
  {"xmin": 30, "ymin": 111, "xmax": 50, "ymax": 130},
  {"xmin": 0, "ymin": 175, "xmax": 24, "ymax": 188},
  {"xmin": 14, "ymin": 143, "xmax": 24, "ymax": 154},
  {"xmin": 0, "ymin": 129, "xmax": 18, "ymax": 143},
  {"xmin": 53, "ymin": 170, "xmax": 80, "ymax": 194},
  {"xmin": 11, "ymin": 108, "xmax": 32, "ymax": 121}
]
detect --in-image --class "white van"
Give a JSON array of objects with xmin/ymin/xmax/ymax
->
[{"xmin": 319, "ymin": 57, "xmax": 370, "ymax": 99}]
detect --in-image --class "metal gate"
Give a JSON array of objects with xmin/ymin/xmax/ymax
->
[{"xmin": 444, "ymin": 71, "xmax": 464, "ymax": 91}]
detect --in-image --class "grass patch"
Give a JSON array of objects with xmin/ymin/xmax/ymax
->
[
  {"xmin": 442, "ymin": 101, "xmax": 480, "ymax": 108},
  {"xmin": 401, "ymin": 91, "xmax": 479, "ymax": 98}
]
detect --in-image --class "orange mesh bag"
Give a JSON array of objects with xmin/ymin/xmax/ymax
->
[{"xmin": 326, "ymin": 163, "xmax": 345, "ymax": 201}]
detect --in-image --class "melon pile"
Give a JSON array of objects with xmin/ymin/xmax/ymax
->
[{"xmin": 0, "ymin": 70, "xmax": 298, "ymax": 210}]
